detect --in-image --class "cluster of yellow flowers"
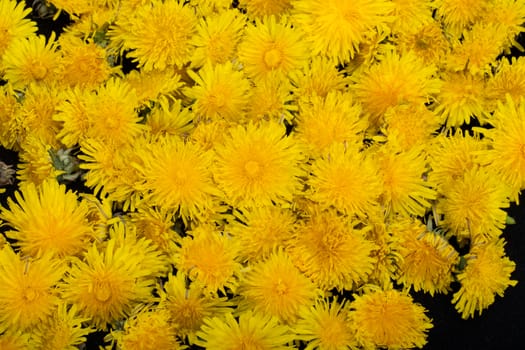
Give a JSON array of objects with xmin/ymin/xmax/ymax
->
[{"xmin": 0, "ymin": 0, "xmax": 524, "ymax": 349}]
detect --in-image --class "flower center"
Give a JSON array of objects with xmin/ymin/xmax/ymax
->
[
  {"xmin": 94, "ymin": 282, "xmax": 112, "ymax": 302},
  {"xmin": 23, "ymin": 288, "xmax": 38, "ymax": 302},
  {"xmin": 29, "ymin": 61, "xmax": 49, "ymax": 80},
  {"xmin": 264, "ymin": 48, "xmax": 282, "ymax": 69},
  {"xmin": 244, "ymin": 160, "xmax": 260, "ymax": 177}
]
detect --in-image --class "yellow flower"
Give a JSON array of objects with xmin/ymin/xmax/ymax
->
[
  {"xmin": 31, "ymin": 303, "xmax": 94, "ymax": 350},
  {"xmin": 0, "ymin": 179, "xmax": 93, "ymax": 258},
  {"xmin": 350, "ymin": 288, "xmax": 432, "ymax": 349},
  {"xmin": 159, "ymin": 272, "xmax": 232, "ymax": 344},
  {"xmin": 0, "ymin": 329, "xmax": 32, "ymax": 350},
  {"xmin": 290, "ymin": 208, "xmax": 376, "ymax": 291},
  {"xmin": 308, "ymin": 144, "xmax": 382, "ymax": 218},
  {"xmin": 295, "ymin": 91, "xmax": 366, "ymax": 157},
  {"xmin": 229, "ymin": 205, "xmax": 296, "ymax": 263},
  {"xmin": 478, "ymin": 95, "xmax": 525, "ymax": 202},
  {"xmin": 61, "ymin": 238, "xmax": 160, "ymax": 330},
  {"xmin": 0, "ymin": 85, "xmax": 19, "ymax": 149},
  {"xmin": 240, "ymin": 0, "xmax": 293, "ymax": 19},
  {"xmin": 16, "ymin": 136, "xmax": 60, "ymax": 186},
  {"xmin": 389, "ymin": 0, "xmax": 434, "ymax": 35},
  {"xmin": 191, "ymin": 9, "xmax": 246, "ymax": 67},
  {"xmin": 294, "ymin": 299, "xmax": 357, "ymax": 350},
  {"xmin": 214, "ymin": 121, "xmax": 305, "ymax": 207},
  {"xmin": 124, "ymin": 67, "xmax": 184, "ymax": 105},
  {"xmin": 352, "ymin": 50, "xmax": 440, "ymax": 129},
  {"xmin": 2, "ymin": 33, "xmax": 59, "ymax": 88},
  {"xmin": 392, "ymin": 218, "xmax": 459, "ymax": 296},
  {"xmin": 0, "ymin": 247, "xmax": 65, "ymax": 332},
  {"xmin": 196, "ymin": 311, "xmax": 294, "ymax": 350},
  {"xmin": 185, "ymin": 62, "xmax": 251, "ymax": 122},
  {"xmin": 112, "ymin": 0, "xmax": 197, "ymax": 71},
  {"xmin": 482, "ymin": 0, "xmax": 525, "ymax": 52},
  {"xmin": 487, "ymin": 57, "xmax": 525, "ymax": 109},
  {"xmin": 437, "ymin": 167, "xmax": 510, "ymax": 243},
  {"xmin": 144, "ymin": 98, "xmax": 194, "ymax": 141},
  {"xmin": 238, "ymin": 15, "xmax": 308, "ymax": 81},
  {"xmin": 0, "ymin": 0, "xmax": 37, "ymax": 57},
  {"xmin": 452, "ymin": 239, "xmax": 517, "ymax": 319},
  {"xmin": 137, "ymin": 136, "xmax": 219, "ymax": 222},
  {"xmin": 292, "ymin": 0, "xmax": 394, "ymax": 63},
  {"xmin": 433, "ymin": 0, "xmax": 488, "ymax": 35},
  {"xmin": 377, "ymin": 146, "xmax": 436, "ymax": 217},
  {"xmin": 396, "ymin": 22, "xmax": 450, "ymax": 66},
  {"xmin": 54, "ymin": 86, "xmax": 91, "ymax": 148},
  {"xmin": 238, "ymin": 250, "xmax": 319, "ymax": 324},
  {"xmin": 109, "ymin": 308, "xmax": 183, "ymax": 350},
  {"xmin": 174, "ymin": 224, "xmax": 242, "ymax": 293}
]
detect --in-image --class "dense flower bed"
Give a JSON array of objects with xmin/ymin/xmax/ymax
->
[{"xmin": 0, "ymin": 0, "xmax": 524, "ymax": 349}]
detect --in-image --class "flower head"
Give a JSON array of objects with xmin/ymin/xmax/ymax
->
[
  {"xmin": 0, "ymin": 0, "xmax": 37, "ymax": 57},
  {"xmin": 240, "ymin": 0, "xmax": 293, "ymax": 19}
]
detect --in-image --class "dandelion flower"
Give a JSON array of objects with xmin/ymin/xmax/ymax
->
[
  {"xmin": 295, "ymin": 91, "xmax": 367, "ymax": 157},
  {"xmin": 124, "ymin": 67, "xmax": 184, "ymax": 105},
  {"xmin": 195, "ymin": 311, "xmax": 294, "ymax": 350},
  {"xmin": 483, "ymin": 0, "xmax": 525, "ymax": 52},
  {"xmin": 229, "ymin": 205, "xmax": 296, "ymax": 263},
  {"xmin": 487, "ymin": 57, "xmax": 525, "ymax": 109},
  {"xmin": 238, "ymin": 250, "xmax": 319, "ymax": 323},
  {"xmin": 389, "ymin": 0, "xmax": 433, "ymax": 35},
  {"xmin": 144, "ymin": 98, "xmax": 193, "ymax": 141},
  {"xmin": 238, "ymin": 15, "xmax": 308, "ymax": 81},
  {"xmin": 0, "ymin": 179, "xmax": 93, "ymax": 258},
  {"xmin": 31, "ymin": 303, "xmax": 94, "ymax": 350},
  {"xmin": 110, "ymin": 308, "xmax": 183, "ymax": 350},
  {"xmin": 214, "ymin": 121, "xmax": 305, "ymax": 207},
  {"xmin": 0, "ymin": 247, "xmax": 65, "ymax": 331},
  {"xmin": 111, "ymin": 0, "xmax": 197, "ymax": 71},
  {"xmin": 174, "ymin": 224, "xmax": 242, "ymax": 293},
  {"xmin": 437, "ymin": 167, "xmax": 510, "ymax": 243},
  {"xmin": 159, "ymin": 272, "xmax": 233, "ymax": 344},
  {"xmin": 292, "ymin": 0, "xmax": 394, "ymax": 63},
  {"xmin": 376, "ymin": 146, "xmax": 436, "ymax": 217},
  {"xmin": 452, "ymin": 238, "xmax": 517, "ymax": 319},
  {"xmin": 240, "ymin": 0, "xmax": 293, "ymax": 19},
  {"xmin": 350, "ymin": 288, "xmax": 432, "ymax": 349},
  {"xmin": 0, "ymin": 85, "xmax": 19, "ymax": 149},
  {"xmin": 392, "ymin": 219, "xmax": 459, "ymax": 295},
  {"xmin": 308, "ymin": 144, "xmax": 382, "ymax": 218},
  {"xmin": 396, "ymin": 22, "xmax": 450, "ymax": 66},
  {"xmin": 185, "ymin": 62, "xmax": 251, "ymax": 122},
  {"xmin": 294, "ymin": 299, "xmax": 357, "ymax": 350},
  {"xmin": 191, "ymin": 9, "xmax": 246, "ymax": 67},
  {"xmin": 54, "ymin": 86, "xmax": 91, "ymax": 148},
  {"xmin": 137, "ymin": 137, "xmax": 219, "ymax": 222},
  {"xmin": 0, "ymin": 330, "xmax": 32, "ymax": 350},
  {"xmin": 0, "ymin": 0, "xmax": 37, "ymax": 57},
  {"xmin": 433, "ymin": 0, "xmax": 489, "ymax": 36},
  {"xmin": 2, "ymin": 33, "xmax": 59, "ymax": 88},
  {"xmin": 352, "ymin": 50, "xmax": 440, "ymax": 129},
  {"xmin": 478, "ymin": 95, "xmax": 525, "ymax": 201},
  {"xmin": 290, "ymin": 208, "xmax": 376, "ymax": 291},
  {"xmin": 15, "ymin": 135, "xmax": 60, "ymax": 186}
]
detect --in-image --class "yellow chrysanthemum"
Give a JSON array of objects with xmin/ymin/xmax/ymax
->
[
  {"xmin": 290, "ymin": 208, "xmax": 376, "ymax": 291},
  {"xmin": 124, "ymin": 67, "xmax": 185, "ymax": 105},
  {"xmin": 195, "ymin": 311, "xmax": 294, "ymax": 350},
  {"xmin": 137, "ymin": 137, "xmax": 219, "ymax": 222},
  {"xmin": 159, "ymin": 272, "xmax": 232, "ymax": 344},
  {"xmin": 376, "ymin": 146, "xmax": 436, "ymax": 217},
  {"xmin": 2, "ymin": 33, "xmax": 59, "ymax": 88},
  {"xmin": 487, "ymin": 57, "xmax": 525, "ymax": 110},
  {"xmin": 111, "ymin": 0, "xmax": 197, "ymax": 71},
  {"xmin": 0, "ymin": 247, "xmax": 65, "ymax": 332},
  {"xmin": 110, "ymin": 308, "xmax": 182, "ymax": 350},
  {"xmin": 350, "ymin": 288, "xmax": 432, "ymax": 349},
  {"xmin": 238, "ymin": 15, "xmax": 308, "ymax": 81},
  {"xmin": 240, "ymin": 0, "xmax": 292, "ymax": 19},
  {"xmin": 295, "ymin": 299, "xmax": 357, "ymax": 350},
  {"xmin": 174, "ymin": 224, "xmax": 242, "ymax": 293},
  {"xmin": 352, "ymin": 50, "xmax": 440, "ymax": 129},
  {"xmin": 185, "ymin": 62, "xmax": 251, "ymax": 122},
  {"xmin": 392, "ymin": 219, "xmax": 459, "ymax": 295},
  {"xmin": 0, "ymin": 179, "xmax": 93, "ymax": 258},
  {"xmin": 295, "ymin": 91, "xmax": 366, "ymax": 157},
  {"xmin": 214, "ymin": 121, "xmax": 305, "ymax": 207},
  {"xmin": 61, "ymin": 238, "xmax": 161, "ymax": 330},
  {"xmin": 31, "ymin": 303, "xmax": 94, "ymax": 350},
  {"xmin": 229, "ymin": 205, "xmax": 296, "ymax": 263},
  {"xmin": 437, "ymin": 167, "xmax": 510, "ymax": 243},
  {"xmin": 191, "ymin": 9, "xmax": 246, "ymax": 67},
  {"xmin": 308, "ymin": 144, "xmax": 382, "ymax": 218},
  {"xmin": 292, "ymin": 0, "xmax": 394, "ymax": 63},
  {"xmin": 478, "ymin": 95, "xmax": 525, "ymax": 201},
  {"xmin": 0, "ymin": 0, "xmax": 37, "ymax": 58},
  {"xmin": 452, "ymin": 239, "xmax": 517, "ymax": 319},
  {"xmin": 239, "ymin": 250, "xmax": 319, "ymax": 324}
]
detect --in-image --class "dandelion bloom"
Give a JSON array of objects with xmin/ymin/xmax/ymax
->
[
  {"xmin": 433, "ymin": 0, "xmax": 489, "ymax": 35},
  {"xmin": 0, "ymin": 247, "xmax": 65, "ymax": 331},
  {"xmin": 214, "ymin": 121, "xmax": 305, "ymax": 207},
  {"xmin": 124, "ymin": 68, "xmax": 184, "ymax": 105},
  {"xmin": 0, "ymin": 179, "xmax": 93, "ymax": 258},
  {"xmin": 292, "ymin": 0, "xmax": 394, "ymax": 63},
  {"xmin": 239, "ymin": 250, "xmax": 319, "ymax": 323},
  {"xmin": 0, "ymin": 330, "xmax": 32, "ymax": 350},
  {"xmin": 487, "ymin": 57, "xmax": 525, "ymax": 109},
  {"xmin": 294, "ymin": 299, "xmax": 358, "ymax": 350},
  {"xmin": 452, "ymin": 239, "xmax": 517, "ymax": 319},
  {"xmin": 239, "ymin": 0, "xmax": 293, "ymax": 19},
  {"xmin": 350, "ymin": 288, "xmax": 433, "ymax": 349},
  {"xmin": 196, "ymin": 311, "xmax": 293, "ymax": 350},
  {"xmin": 0, "ymin": 0, "xmax": 37, "ymax": 57}
]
